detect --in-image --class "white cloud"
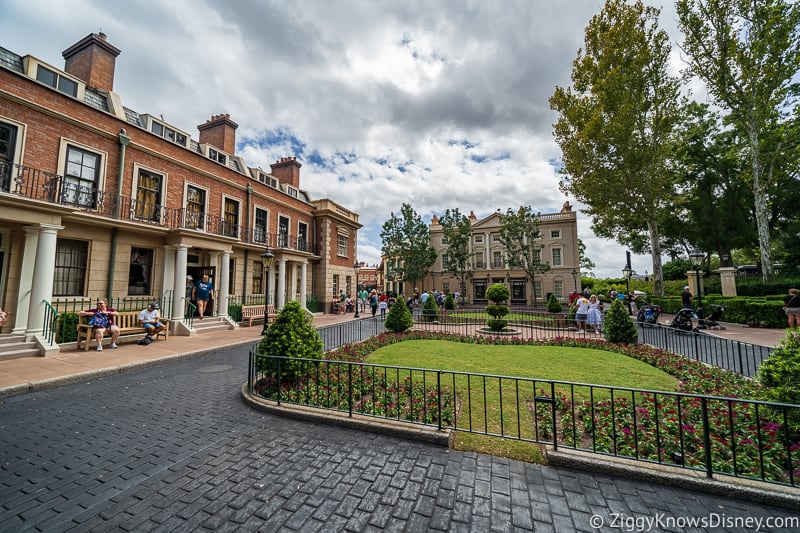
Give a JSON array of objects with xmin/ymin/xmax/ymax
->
[{"xmin": 0, "ymin": 0, "xmax": 685, "ymax": 278}]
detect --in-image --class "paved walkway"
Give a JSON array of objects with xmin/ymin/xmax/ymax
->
[{"xmin": 1, "ymin": 343, "xmax": 797, "ymax": 531}]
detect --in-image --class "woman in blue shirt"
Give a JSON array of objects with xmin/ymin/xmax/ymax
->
[{"xmin": 193, "ymin": 274, "xmax": 213, "ymax": 319}]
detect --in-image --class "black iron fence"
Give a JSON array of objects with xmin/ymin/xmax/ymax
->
[{"xmin": 247, "ymin": 353, "xmax": 800, "ymax": 487}]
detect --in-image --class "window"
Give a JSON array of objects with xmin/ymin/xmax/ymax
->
[
  {"xmin": 442, "ymin": 236, "xmax": 449, "ymax": 245},
  {"xmin": 253, "ymin": 260, "xmax": 263, "ymax": 294},
  {"xmin": 473, "ymin": 280, "xmax": 487, "ymax": 300},
  {"xmin": 208, "ymin": 148, "xmax": 227, "ymax": 165},
  {"xmin": 223, "ymin": 198, "xmax": 240, "ymax": 237},
  {"xmin": 254, "ymin": 207, "xmax": 268, "ymax": 244},
  {"xmin": 511, "ymin": 280, "xmax": 526, "ymax": 301},
  {"xmin": 36, "ymin": 65, "xmax": 78, "ymax": 97},
  {"xmin": 441, "ymin": 253, "xmax": 449, "ymax": 270},
  {"xmin": 297, "ymin": 222, "xmax": 308, "ymax": 252},
  {"xmin": 475, "ymin": 235, "xmax": 483, "ymax": 244},
  {"xmin": 150, "ymin": 121, "xmax": 188, "ymax": 147},
  {"xmin": 53, "ymin": 239, "xmax": 87, "ymax": 296},
  {"xmin": 128, "ymin": 247, "xmax": 153, "ymax": 296},
  {"xmin": 134, "ymin": 168, "xmax": 163, "ymax": 222},
  {"xmin": 442, "ymin": 282, "xmax": 450, "ymax": 294},
  {"xmin": 551, "ymin": 230, "xmax": 561, "ymax": 239},
  {"xmin": 0, "ymin": 122, "xmax": 18, "ymax": 192},
  {"xmin": 534, "ymin": 280, "xmax": 542, "ymax": 301},
  {"xmin": 493, "ymin": 251, "xmax": 503, "ymax": 269},
  {"xmin": 492, "ymin": 234, "xmax": 501, "ymax": 243},
  {"xmin": 287, "ymin": 186, "xmax": 298, "ymax": 198},
  {"xmin": 63, "ymin": 145, "xmax": 100, "ymax": 207},
  {"xmin": 554, "ymin": 280, "xmax": 564, "ymax": 300},
  {"xmin": 278, "ymin": 216, "xmax": 290, "ymax": 248},
  {"xmin": 332, "ymin": 274, "xmax": 340, "ymax": 299},
  {"xmin": 474, "ymin": 252, "xmax": 485, "ymax": 269},
  {"xmin": 185, "ymin": 185, "xmax": 206, "ymax": 229},
  {"xmin": 552, "ymin": 248, "xmax": 562, "ymax": 267},
  {"xmin": 337, "ymin": 235, "xmax": 348, "ymax": 257}
]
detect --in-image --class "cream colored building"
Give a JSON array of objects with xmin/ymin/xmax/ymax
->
[{"xmin": 418, "ymin": 202, "xmax": 580, "ymax": 304}]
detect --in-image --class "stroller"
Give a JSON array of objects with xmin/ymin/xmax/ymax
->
[
  {"xmin": 636, "ymin": 301, "xmax": 662, "ymax": 325},
  {"xmin": 670, "ymin": 308, "xmax": 696, "ymax": 332},
  {"xmin": 697, "ymin": 304, "xmax": 726, "ymax": 330}
]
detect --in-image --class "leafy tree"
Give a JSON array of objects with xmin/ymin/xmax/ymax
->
[
  {"xmin": 498, "ymin": 206, "xmax": 550, "ymax": 300},
  {"xmin": 577, "ymin": 238, "xmax": 595, "ymax": 273},
  {"xmin": 603, "ymin": 299, "xmax": 639, "ymax": 344},
  {"xmin": 661, "ymin": 258, "xmax": 694, "ymax": 281},
  {"xmin": 677, "ymin": 0, "xmax": 800, "ymax": 280},
  {"xmin": 380, "ymin": 203, "xmax": 437, "ymax": 291},
  {"xmin": 757, "ymin": 330, "xmax": 800, "ymax": 430},
  {"xmin": 485, "ymin": 283, "xmax": 511, "ymax": 331},
  {"xmin": 385, "ymin": 297, "xmax": 413, "ymax": 332},
  {"xmin": 438, "ymin": 208, "xmax": 473, "ymax": 303},
  {"xmin": 550, "ymin": 0, "xmax": 684, "ymax": 297},
  {"xmin": 256, "ymin": 300, "xmax": 323, "ymax": 380}
]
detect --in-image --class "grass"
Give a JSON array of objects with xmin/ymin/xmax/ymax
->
[{"xmin": 366, "ymin": 340, "xmax": 679, "ymax": 461}]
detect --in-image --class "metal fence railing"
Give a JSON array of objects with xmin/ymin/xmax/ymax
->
[{"xmin": 247, "ymin": 353, "xmax": 800, "ymax": 487}]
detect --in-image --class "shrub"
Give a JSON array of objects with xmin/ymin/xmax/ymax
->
[
  {"xmin": 56, "ymin": 312, "xmax": 79, "ymax": 343},
  {"xmin": 256, "ymin": 300, "xmax": 323, "ymax": 380},
  {"xmin": 385, "ymin": 296, "xmax": 413, "ymax": 332},
  {"xmin": 485, "ymin": 283, "xmax": 510, "ymax": 331},
  {"xmin": 547, "ymin": 293, "xmax": 562, "ymax": 313},
  {"xmin": 228, "ymin": 303, "xmax": 242, "ymax": 322},
  {"xmin": 757, "ymin": 329, "xmax": 800, "ymax": 406},
  {"xmin": 603, "ymin": 299, "xmax": 638, "ymax": 344},
  {"xmin": 421, "ymin": 294, "xmax": 440, "ymax": 322},
  {"xmin": 444, "ymin": 293, "xmax": 455, "ymax": 310}
]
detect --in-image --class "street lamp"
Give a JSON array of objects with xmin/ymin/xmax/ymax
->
[
  {"xmin": 571, "ymin": 269, "xmax": 579, "ymax": 292},
  {"xmin": 260, "ymin": 247, "xmax": 275, "ymax": 335},
  {"xmin": 622, "ymin": 264, "xmax": 633, "ymax": 295},
  {"xmin": 689, "ymin": 248, "xmax": 704, "ymax": 316},
  {"xmin": 353, "ymin": 261, "xmax": 361, "ymax": 318}
]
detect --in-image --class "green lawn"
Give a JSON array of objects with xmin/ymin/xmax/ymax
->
[{"xmin": 366, "ymin": 339, "xmax": 679, "ymax": 462}]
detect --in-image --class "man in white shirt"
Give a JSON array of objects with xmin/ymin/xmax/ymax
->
[{"xmin": 138, "ymin": 302, "xmax": 165, "ymax": 340}]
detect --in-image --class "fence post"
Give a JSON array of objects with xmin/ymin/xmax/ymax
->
[
  {"xmin": 551, "ymin": 381, "xmax": 558, "ymax": 451},
  {"xmin": 437, "ymin": 371, "xmax": 442, "ymax": 431},
  {"xmin": 276, "ymin": 358, "xmax": 282, "ymax": 406},
  {"xmin": 248, "ymin": 351, "xmax": 253, "ymax": 392},
  {"xmin": 700, "ymin": 397, "xmax": 713, "ymax": 478},
  {"xmin": 348, "ymin": 363, "xmax": 353, "ymax": 417}
]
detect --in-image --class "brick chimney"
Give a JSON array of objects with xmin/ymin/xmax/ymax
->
[
  {"xmin": 198, "ymin": 114, "xmax": 238, "ymax": 154},
  {"xmin": 62, "ymin": 32, "xmax": 121, "ymax": 91},
  {"xmin": 270, "ymin": 157, "xmax": 302, "ymax": 189}
]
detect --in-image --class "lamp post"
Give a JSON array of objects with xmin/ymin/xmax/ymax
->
[
  {"xmin": 353, "ymin": 262, "xmax": 361, "ymax": 318},
  {"xmin": 689, "ymin": 248, "xmax": 704, "ymax": 316},
  {"xmin": 622, "ymin": 264, "xmax": 632, "ymax": 295},
  {"xmin": 260, "ymin": 247, "xmax": 275, "ymax": 335},
  {"xmin": 571, "ymin": 269, "xmax": 579, "ymax": 292}
]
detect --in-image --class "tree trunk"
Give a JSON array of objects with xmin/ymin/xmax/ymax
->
[
  {"xmin": 748, "ymin": 123, "xmax": 773, "ymax": 280},
  {"xmin": 647, "ymin": 219, "xmax": 664, "ymax": 296}
]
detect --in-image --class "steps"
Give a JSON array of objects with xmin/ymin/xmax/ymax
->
[
  {"xmin": 0, "ymin": 334, "xmax": 42, "ymax": 360},
  {"xmin": 189, "ymin": 317, "xmax": 234, "ymax": 335}
]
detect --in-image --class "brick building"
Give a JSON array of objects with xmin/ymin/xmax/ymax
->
[{"xmin": 0, "ymin": 33, "xmax": 360, "ymax": 347}]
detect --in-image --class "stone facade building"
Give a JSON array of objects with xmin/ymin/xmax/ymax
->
[{"xmin": 0, "ymin": 33, "xmax": 359, "ymax": 345}]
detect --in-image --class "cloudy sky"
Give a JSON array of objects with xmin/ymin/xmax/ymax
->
[{"xmin": 1, "ymin": 0, "xmax": 687, "ymax": 278}]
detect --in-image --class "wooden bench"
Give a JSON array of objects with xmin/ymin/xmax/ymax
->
[
  {"xmin": 240, "ymin": 304, "xmax": 276, "ymax": 327},
  {"xmin": 77, "ymin": 311, "xmax": 170, "ymax": 351}
]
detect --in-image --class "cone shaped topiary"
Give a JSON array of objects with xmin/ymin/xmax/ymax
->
[
  {"xmin": 385, "ymin": 296, "xmax": 413, "ymax": 332},
  {"xmin": 256, "ymin": 300, "xmax": 323, "ymax": 380},
  {"xmin": 547, "ymin": 293, "xmax": 562, "ymax": 313},
  {"xmin": 421, "ymin": 293, "xmax": 440, "ymax": 322},
  {"xmin": 603, "ymin": 299, "xmax": 638, "ymax": 344}
]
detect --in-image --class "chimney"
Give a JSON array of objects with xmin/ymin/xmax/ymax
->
[
  {"xmin": 270, "ymin": 157, "xmax": 302, "ymax": 189},
  {"xmin": 62, "ymin": 32, "xmax": 121, "ymax": 91},
  {"xmin": 198, "ymin": 114, "xmax": 238, "ymax": 154}
]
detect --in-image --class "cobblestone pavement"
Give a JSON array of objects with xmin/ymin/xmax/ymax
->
[{"xmin": 1, "ymin": 345, "xmax": 798, "ymax": 532}]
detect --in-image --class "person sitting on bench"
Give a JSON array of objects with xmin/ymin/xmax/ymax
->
[{"xmin": 138, "ymin": 302, "xmax": 165, "ymax": 341}]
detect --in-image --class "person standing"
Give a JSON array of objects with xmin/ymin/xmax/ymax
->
[
  {"xmin": 587, "ymin": 295, "xmax": 603, "ymax": 334},
  {"xmin": 379, "ymin": 298, "xmax": 388, "ymax": 319},
  {"xmin": 681, "ymin": 286, "xmax": 693, "ymax": 309},
  {"xmin": 783, "ymin": 288, "xmax": 800, "ymax": 328},
  {"xmin": 193, "ymin": 274, "xmax": 213, "ymax": 319},
  {"xmin": 574, "ymin": 296, "xmax": 590, "ymax": 332},
  {"xmin": 83, "ymin": 299, "xmax": 120, "ymax": 351},
  {"xmin": 370, "ymin": 289, "xmax": 379, "ymax": 317}
]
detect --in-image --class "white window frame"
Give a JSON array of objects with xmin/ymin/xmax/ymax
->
[
  {"xmin": 253, "ymin": 206, "xmax": 269, "ymax": 244},
  {"xmin": 0, "ymin": 115, "xmax": 28, "ymax": 168},
  {"xmin": 550, "ymin": 229, "xmax": 561, "ymax": 239},
  {"xmin": 337, "ymin": 234, "xmax": 348, "ymax": 257},
  {"xmin": 184, "ymin": 182, "xmax": 209, "ymax": 230},
  {"xmin": 221, "ymin": 194, "xmax": 242, "ymax": 239},
  {"xmin": 56, "ymin": 138, "xmax": 108, "ymax": 208},
  {"xmin": 130, "ymin": 163, "xmax": 167, "ymax": 223},
  {"xmin": 552, "ymin": 248, "xmax": 562, "ymax": 267}
]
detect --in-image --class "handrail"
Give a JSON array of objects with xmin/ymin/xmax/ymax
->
[
  {"xmin": 184, "ymin": 299, "xmax": 197, "ymax": 329},
  {"xmin": 42, "ymin": 301, "xmax": 59, "ymax": 345}
]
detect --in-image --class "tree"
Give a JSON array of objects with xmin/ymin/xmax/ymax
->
[
  {"xmin": 550, "ymin": 0, "xmax": 684, "ymax": 297},
  {"xmin": 256, "ymin": 300, "xmax": 323, "ymax": 381},
  {"xmin": 603, "ymin": 299, "xmax": 639, "ymax": 344},
  {"xmin": 385, "ymin": 298, "xmax": 413, "ymax": 333},
  {"xmin": 677, "ymin": 0, "xmax": 800, "ymax": 280},
  {"xmin": 577, "ymin": 238, "xmax": 595, "ymax": 272},
  {"xmin": 438, "ymin": 208, "xmax": 473, "ymax": 303},
  {"xmin": 498, "ymin": 206, "xmax": 550, "ymax": 301},
  {"xmin": 380, "ymin": 203, "xmax": 437, "ymax": 291},
  {"xmin": 485, "ymin": 283, "xmax": 511, "ymax": 332}
]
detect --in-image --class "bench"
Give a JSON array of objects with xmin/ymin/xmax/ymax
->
[
  {"xmin": 240, "ymin": 304, "xmax": 276, "ymax": 327},
  {"xmin": 77, "ymin": 311, "xmax": 170, "ymax": 351}
]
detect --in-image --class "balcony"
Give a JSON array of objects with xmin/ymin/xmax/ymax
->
[{"xmin": 0, "ymin": 161, "xmax": 318, "ymax": 254}]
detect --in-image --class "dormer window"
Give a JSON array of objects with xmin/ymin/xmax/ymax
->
[
  {"xmin": 208, "ymin": 148, "xmax": 226, "ymax": 165},
  {"xmin": 36, "ymin": 65, "xmax": 78, "ymax": 97},
  {"xmin": 146, "ymin": 117, "xmax": 189, "ymax": 148},
  {"xmin": 287, "ymin": 186, "xmax": 298, "ymax": 198}
]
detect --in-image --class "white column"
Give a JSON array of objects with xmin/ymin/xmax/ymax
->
[
  {"xmin": 217, "ymin": 251, "xmax": 231, "ymax": 317},
  {"xmin": 12, "ymin": 226, "xmax": 39, "ymax": 335},
  {"xmin": 290, "ymin": 262, "xmax": 298, "ymax": 302},
  {"xmin": 172, "ymin": 244, "xmax": 189, "ymax": 321},
  {"xmin": 300, "ymin": 262, "xmax": 308, "ymax": 309},
  {"xmin": 26, "ymin": 224, "xmax": 63, "ymax": 336},
  {"xmin": 266, "ymin": 263, "xmax": 274, "ymax": 306},
  {"xmin": 277, "ymin": 259, "xmax": 287, "ymax": 309},
  {"xmin": 162, "ymin": 245, "xmax": 176, "ymax": 301}
]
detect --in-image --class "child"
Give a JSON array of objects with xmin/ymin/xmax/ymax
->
[{"xmin": 379, "ymin": 298, "xmax": 388, "ymax": 319}]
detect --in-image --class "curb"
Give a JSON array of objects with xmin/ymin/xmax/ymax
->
[
  {"xmin": 240, "ymin": 383, "xmax": 451, "ymax": 447},
  {"xmin": 0, "ymin": 339, "xmax": 259, "ymax": 399}
]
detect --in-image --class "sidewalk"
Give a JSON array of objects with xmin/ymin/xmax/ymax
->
[
  {"xmin": 0, "ymin": 312, "xmax": 357, "ymax": 398},
  {"xmin": 0, "ymin": 313, "xmax": 788, "ymax": 398}
]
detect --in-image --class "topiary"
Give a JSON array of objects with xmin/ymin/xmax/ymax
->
[
  {"xmin": 547, "ymin": 293, "xmax": 562, "ymax": 313},
  {"xmin": 256, "ymin": 300, "xmax": 323, "ymax": 380},
  {"xmin": 758, "ymin": 329, "xmax": 800, "ymax": 406},
  {"xmin": 421, "ymin": 293, "xmax": 440, "ymax": 322},
  {"xmin": 485, "ymin": 283, "xmax": 511, "ymax": 331},
  {"xmin": 444, "ymin": 293, "xmax": 455, "ymax": 310},
  {"xmin": 603, "ymin": 299, "xmax": 638, "ymax": 344},
  {"xmin": 385, "ymin": 295, "xmax": 413, "ymax": 332}
]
